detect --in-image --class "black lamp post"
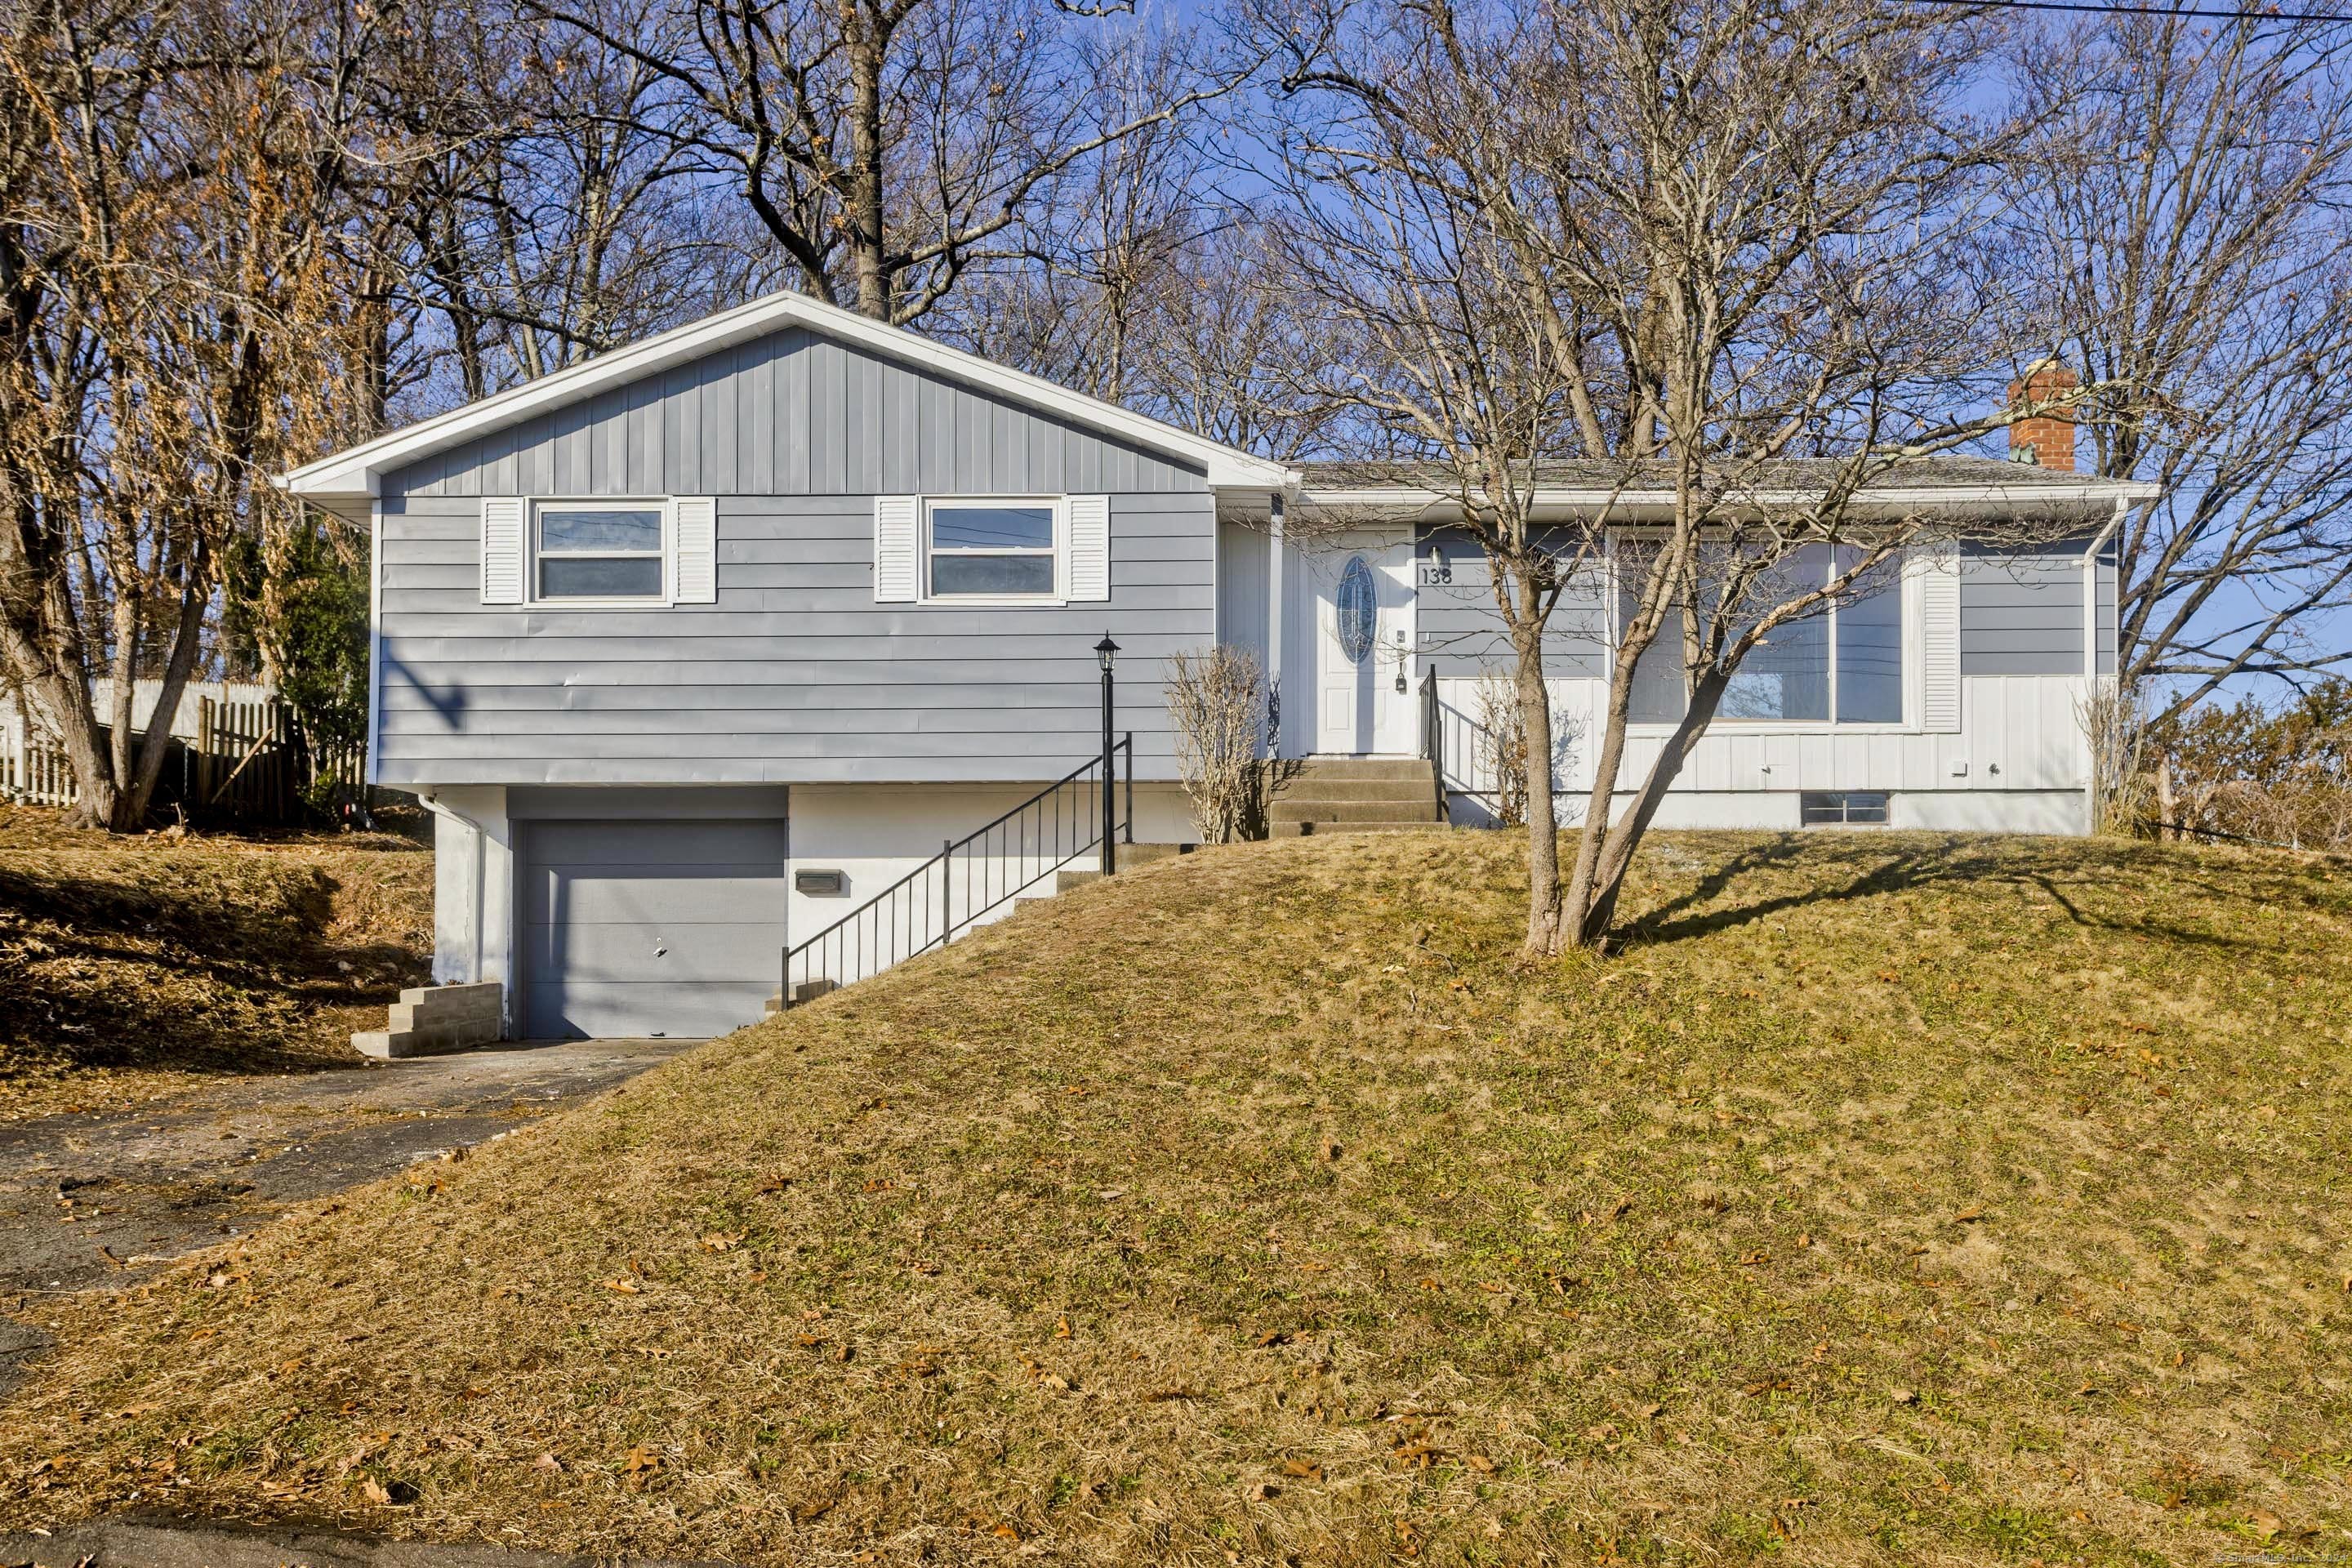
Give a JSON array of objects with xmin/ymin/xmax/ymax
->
[{"xmin": 1095, "ymin": 634, "xmax": 1120, "ymax": 875}]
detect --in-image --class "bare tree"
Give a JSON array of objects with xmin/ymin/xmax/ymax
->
[
  {"xmin": 2010, "ymin": 15, "xmax": 2352, "ymax": 726},
  {"xmin": 1165, "ymin": 645, "xmax": 1270, "ymax": 843},
  {"xmin": 1269, "ymin": 0, "xmax": 2073, "ymax": 953},
  {"xmin": 0, "ymin": 0, "xmax": 363, "ymax": 829},
  {"xmin": 390, "ymin": 0, "xmax": 719, "ymax": 403},
  {"xmin": 519, "ymin": 0, "xmax": 1267, "ymax": 325}
]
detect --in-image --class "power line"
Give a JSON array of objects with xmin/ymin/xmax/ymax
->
[{"xmin": 1891, "ymin": 0, "xmax": 2352, "ymax": 22}]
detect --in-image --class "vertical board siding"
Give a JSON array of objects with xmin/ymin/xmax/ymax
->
[
  {"xmin": 2096, "ymin": 537, "xmax": 2119, "ymax": 676},
  {"xmin": 394, "ymin": 326, "xmax": 1207, "ymax": 502},
  {"xmin": 1433, "ymin": 673, "xmax": 2087, "ymax": 798},
  {"xmin": 376, "ymin": 492, "xmax": 1214, "ymax": 786},
  {"xmin": 1217, "ymin": 520, "xmax": 1270, "ymax": 662}
]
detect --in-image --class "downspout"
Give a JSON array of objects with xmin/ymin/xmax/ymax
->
[
  {"xmin": 1267, "ymin": 492, "xmax": 1287, "ymax": 759},
  {"xmin": 2081, "ymin": 497, "xmax": 2127, "ymax": 833},
  {"xmin": 416, "ymin": 790, "xmax": 486, "ymax": 985}
]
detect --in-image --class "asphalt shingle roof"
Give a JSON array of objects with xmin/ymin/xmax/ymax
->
[{"xmin": 1296, "ymin": 455, "xmax": 2116, "ymax": 492}]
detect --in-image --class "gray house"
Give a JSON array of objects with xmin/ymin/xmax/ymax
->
[{"xmin": 283, "ymin": 289, "xmax": 2154, "ymax": 1040}]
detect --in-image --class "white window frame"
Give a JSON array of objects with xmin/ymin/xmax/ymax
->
[
  {"xmin": 919, "ymin": 495, "xmax": 1066, "ymax": 606},
  {"xmin": 1606, "ymin": 528, "xmax": 1919, "ymax": 736},
  {"xmin": 528, "ymin": 497, "xmax": 674, "ymax": 609}
]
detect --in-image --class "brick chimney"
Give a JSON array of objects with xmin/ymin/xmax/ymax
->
[{"xmin": 2007, "ymin": 359, "xmax": 2078, "ymax": 472}]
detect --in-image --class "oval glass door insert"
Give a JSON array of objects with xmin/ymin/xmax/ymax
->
[{"xmin": 1335, "ymin": 556, "xmax": 1378, "ymax": 665}]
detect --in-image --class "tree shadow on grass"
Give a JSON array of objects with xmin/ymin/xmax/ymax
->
[
  {"xmin": 1614, "ymin": 832, "xmax": 2275, "ymax": 953},
  {"xmin": 0, "ymin": 854, "xmax": 428, "ymax": 1084}
]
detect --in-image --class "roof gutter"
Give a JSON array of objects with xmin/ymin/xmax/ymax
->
[{"xmin": 1294, "ymin": 480, "xmax": 2164, "ymax": 510}]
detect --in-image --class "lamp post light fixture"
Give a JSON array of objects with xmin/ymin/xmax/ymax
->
[{"xmin": 1095, "ymin": 634, "xmax": 1120, "ymax": 875}]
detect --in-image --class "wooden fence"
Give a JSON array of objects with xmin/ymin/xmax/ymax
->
[{"xmin": 1, "ymin": 696, "xmax": 365, "ymax": 825}]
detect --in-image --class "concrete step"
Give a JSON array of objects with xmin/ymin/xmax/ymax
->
[
  {"xmin": 1282, "ymin": 758, "xmax": 1437, "ymax": 782},
  {"xmin": 1269, "ymin": 777, "xmax": 1446, "ymax": 804},
  {"xmin": 1270, "ymin": 819, "xmax": 1450, "ymax": 837},
  {"xmin": 1270, "ymin": 797, "xmax": 1444, "ymax": 825}
]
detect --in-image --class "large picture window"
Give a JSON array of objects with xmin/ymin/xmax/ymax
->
[
  {"xmin": 925, "ymin": 500, "xmax": 1058, "ymax": 598},
  {"xmin": 536, "ymin": 504, "xmax": 665, "ymax": 600},
  {"xmin": 1620, "ymin": 541, "xmax": 1904, "ymax": 726}
]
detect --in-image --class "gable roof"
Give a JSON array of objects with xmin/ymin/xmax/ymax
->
[{"xmin": 278, "ymin": 290, "xmax": 1298, "ymax": 501}]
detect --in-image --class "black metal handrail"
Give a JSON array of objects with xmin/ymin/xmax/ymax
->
[
  {"xmin": 780, "ymin": 734, "xmax": 1134, "ymax": 1007},
  {"xmin": 1419, "ymin": 669, "xmax": 1447, "ymax": 819}
]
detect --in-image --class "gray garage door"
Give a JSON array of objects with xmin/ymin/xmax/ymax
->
[{"xmin": 519, "ymin": 818, "xmax": 789, "ymax": 1040}]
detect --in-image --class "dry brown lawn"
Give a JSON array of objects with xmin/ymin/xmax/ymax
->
[
  {"xmin": 1, "ymin": 830, "xmax": 2345, "ymax": 1565},
  {"xmin": 0, "ymin": 806, "xmax": 434, "ymax": 1121}
]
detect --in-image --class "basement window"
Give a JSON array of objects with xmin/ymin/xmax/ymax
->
[{"xmin": 1802, "ymin": 791, "xmax": 1889, "ymax": 826}]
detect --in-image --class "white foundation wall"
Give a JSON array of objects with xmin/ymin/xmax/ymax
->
[
  {"xmin": 783, "ymin": 781, "xmax": 1193, "ymax": 986},
  {"xmin": 424, "ymin": 785, "xmax": 516, "ymax": 1020},
  {"xmin": 421, "ymin": 779, "xmax": 1196, "ymax": 1028},
  {"xmin": 1435, "ymin": 674, "xmax": 2093, "ymax": 833}
]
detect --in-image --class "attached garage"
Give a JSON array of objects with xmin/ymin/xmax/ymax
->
[{"xmin": 516, "ymin": 816, "xmax": 789, "ymax": 1040}]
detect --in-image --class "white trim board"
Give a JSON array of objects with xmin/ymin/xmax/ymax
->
[{"xmin": 280, "ymin": 291, "xmax": 1298, "ymax": 501}]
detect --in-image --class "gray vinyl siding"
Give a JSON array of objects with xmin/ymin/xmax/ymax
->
[
  {"xmin": 390, "ymin": 325, "xmax": 1205, "ymax": 501},
  {"xmin": 1960, "ymin": 539, "xmax": 2089, "ymax": 676},
  {"xmin": 1413, "ymin": 526, "xmax": 1608, "ymax": 679},
  {"xmin": 1217, "ymin": 519, "xmax": 1270, "ymax": 663},
  {"xmin": 376, "ymin": 489, "xmax": 1215, "ymax": 786},
  {"xmin": 373, "ymin": 322, "xmax": 1219, "ymax": 787}
]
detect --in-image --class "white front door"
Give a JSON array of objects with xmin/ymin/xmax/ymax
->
[{"xmin": 1313, "ymin": 532, "xmax": 1416, "ymax": 755}]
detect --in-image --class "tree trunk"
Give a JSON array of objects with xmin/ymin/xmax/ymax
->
[
  {"xmin": 114, "ymin": 575, "xmax": 208, "ymax": 829},
  {"xmin": 1562, "ymin": 637, "xmax": 1642, "ymax": 945},
  {"xmin": 1517, "ymin": 615, "xmax": 1565, "ymax": 958},
  {"xmin": 848, "ymin": 26, "xmax": 890, "ymax": 322},
  {"xmin": 1574, "ymin": 670, "xmax": 1731, "ymax": 944}
]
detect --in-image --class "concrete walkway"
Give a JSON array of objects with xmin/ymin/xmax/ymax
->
[{"xmin": 0, "ymin": 1038, "xmax": 695, "ymax": 1396}]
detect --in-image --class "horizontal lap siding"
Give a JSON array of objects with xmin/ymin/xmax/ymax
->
[
  {"xmin": 1414, "ymin": 527, "xmax": 1608, "ymax": 679},
  {"xmin": 376, "ymin": 323, "xmax": 1216, "ymax": 786},
  {"xmin": 376, "ymin": 488, "xmax": 1216, "ymax": 786},
  {"xmin": 1961, "ymin": 541, "xmax": 2085, "ymax": 676}
]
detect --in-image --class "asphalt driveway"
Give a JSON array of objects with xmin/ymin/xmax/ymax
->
[{"xmin": 0, "ymin": 1038, "xmax": 695, "ymax": 1397}]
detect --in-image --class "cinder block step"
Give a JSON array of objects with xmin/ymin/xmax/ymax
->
[
  {"xmin": 353, "ymin": 1023, "xmax": 496, "ymax": 1061},
  {"xmin": 1270, "ymin": 819, "xmax": 1450, "ymax": 837},
  {"xmin": 355, "ymin": 982, "xmax": 503, "ymax": 1059},
  {"xmin": 398, "ymin": 982, "xmax": 501, "ymax": 1013}
]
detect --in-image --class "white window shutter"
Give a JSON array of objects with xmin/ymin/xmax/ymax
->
[
  {"xmin": 875, "ymin": 496, "xmax": 919, "ymax": 603},
  {"xmin": 1914, "ymin": 538, "xmax": 1962, "ymax": 733},
  {"xmin": 674, "ymin": 497, "xmax": 717, "ymax": 603},
  {"xmin": 1066, "ymin": 494, "xmax": 1110, "ymax": 602},
  {"xmin": 481, "ymin": 497, "xmax": 524, "ymax": 605}
]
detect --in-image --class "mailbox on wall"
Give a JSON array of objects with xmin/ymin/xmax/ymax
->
[{"xmin": 794, "ymin": 869, "xmax": 847, "ymax": 897}]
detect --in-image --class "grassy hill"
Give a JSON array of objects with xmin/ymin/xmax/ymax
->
[
  {"xmin": 1, "ymin": 831, "xmax": 2345, "ymax": 1564},
  {"xmin": 0, "ymin": 808, "xmax": 433, "ymax": 1120}
]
